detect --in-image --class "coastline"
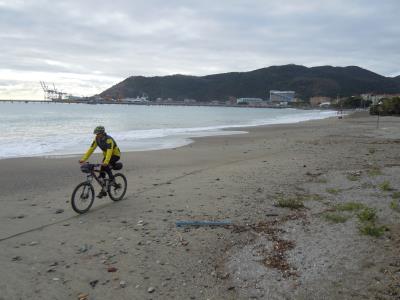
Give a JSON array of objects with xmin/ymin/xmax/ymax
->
[
  {"xmin": 0, "ymin": 105, "xmax": 338, "ymax": 160},
  {"xmin": 1, "ymin": 111, "xmax": 399, "ymax": 299}
]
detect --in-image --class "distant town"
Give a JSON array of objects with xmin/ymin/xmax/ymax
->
[{"xmin": 1, "ymin": 81, "xmax": 399, "ymax": 110}]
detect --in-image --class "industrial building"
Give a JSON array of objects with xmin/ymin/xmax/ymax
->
[{"xmin": 236, "ymin": 98, "xmax": 264, "ymax": 105}]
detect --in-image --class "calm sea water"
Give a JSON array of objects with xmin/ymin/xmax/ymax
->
[{"xmin": 0, "ymin": 102, "xmax": 336, "ymax": 159}]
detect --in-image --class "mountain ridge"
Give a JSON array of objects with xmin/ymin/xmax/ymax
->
[{"xmin": 100, "ymin": 64, "xmax": 400, "ymax": 101}]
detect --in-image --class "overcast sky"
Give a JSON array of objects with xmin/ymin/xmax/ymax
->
[{"xmin": 1, "ymin": 0, "xmax": 399, "ymax": 100}]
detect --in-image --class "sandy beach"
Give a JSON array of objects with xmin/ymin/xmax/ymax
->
[{"xmin": 0, "ymin": 111, "xmax": 399, "ymax": 300}]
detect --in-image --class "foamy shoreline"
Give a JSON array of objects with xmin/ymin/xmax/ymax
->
[{"xmin": 0, "ymin": 108, "xmax": 338, "ymax": 160}]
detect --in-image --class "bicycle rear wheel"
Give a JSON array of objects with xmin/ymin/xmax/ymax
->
[
  {"xmin": 108, "ymin": 173, "xmax": 127, "ymax": 201},
  {"xmin": 71, "ymin": 182, "xmax": 95, "ymax": 214}
]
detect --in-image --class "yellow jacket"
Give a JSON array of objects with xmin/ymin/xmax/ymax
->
[{"xmin": 82, "ymin": 134, "xmax": 121, "ymax": 164}]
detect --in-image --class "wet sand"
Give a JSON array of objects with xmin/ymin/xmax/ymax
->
[{"xmin": 0, "ymin": 111, "xmax": 399, "ymax": 299}]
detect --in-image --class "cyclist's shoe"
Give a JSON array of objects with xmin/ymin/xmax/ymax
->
[
  {"xmin": 109, "ymin": 180, "xmax": 121, "ymax": 189},
  {"xmin": 97, "ymin": 190, "xmax": 107, "ymax": 198}
]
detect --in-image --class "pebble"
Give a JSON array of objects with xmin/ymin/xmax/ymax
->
[
  {"xmin": 77, "ymin": 244, "xmax": 90, "ymax": 253},
  {"xmin": 89, "ymin": 280, "xmax": 98, "ymax": 288},
  {"xmin": 119, "ymin": 280, "xmax": 127, "ymax": 288},
  {"xmin": 29, "ymin": 241, "xmax": 39, "ymax": 246},
  {"xmin": 107, "ymin": 267, "xmax": 118, "ymax": 272},
  {"xmin": 12, "ymin": 256, "xmax": 22, "ymax": 261},
  {"xmin": 147, "ymin": 287, "xmax": 155, "ymax": 293},
  {"xmin": 78, "ymin": 293, "xmax": 89, "ymax": 300},
  {"xmin": 55, "ymin": 209, "xmax": 64, "ymax": 214}
]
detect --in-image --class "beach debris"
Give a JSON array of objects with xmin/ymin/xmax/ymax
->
[
  {"xmin": 78, "ymin": 293, "xmax": 89, "ymax": 300},
  {"xmin": 119, "ymin": 280, "xmax": 127, "ymax": 288},
  {"xmin": 55, "ymin": 209, "xmax": 64, "ymax": 214},
  {"xmin": 305, "ymin": 172, "xmax": 322, "ymax": 178},
  {"xmin": 107, "ymin": 266, "xmax": 118, "ymax": 272},
  {"xmin": 263, "ymin": 239, "xmax": 297, "ymax": 278},
  {"xmin": 89, "ymin": 280, "xmax": 98, "ymax": 288},
  {"xmin": 176, "ymin": 220, "xmax": 232, "ymax": 227},
  {"xmin": 147, "ymin": 286, "xmax": 155, "ymax": 293}
]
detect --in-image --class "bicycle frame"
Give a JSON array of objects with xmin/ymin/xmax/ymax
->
[
  {"xmin": 81, "ymin": 163, "xmax": 106, "ymax": 188},
  {"xmin": 86, "ymin": 167, "xmax": 107, "ymax": 188}
]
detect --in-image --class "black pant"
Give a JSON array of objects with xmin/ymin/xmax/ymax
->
[{"xmin": 101, "ymin": 155, "xmax": 120, "ymax": 180}]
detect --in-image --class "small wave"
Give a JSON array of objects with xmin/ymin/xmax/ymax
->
[{"xmin": 0, "ymin": 107, "xmax": 337, "ymax": 159}]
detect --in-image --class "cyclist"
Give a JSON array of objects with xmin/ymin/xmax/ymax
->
[{"xmin": 79, "ymin": 126, "xmax": 121, "ymax": 198}]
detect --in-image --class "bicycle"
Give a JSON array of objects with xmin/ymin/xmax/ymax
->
[{"xmin": 71, "ymin": 162, "xmax": 127, "ymax": 214}]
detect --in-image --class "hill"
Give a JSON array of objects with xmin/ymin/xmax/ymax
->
[{"xmin": 100, "ymin": 64, "xmax": 400, "ymax": 101}]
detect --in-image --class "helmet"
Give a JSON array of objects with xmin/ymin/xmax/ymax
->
[{"xmin": 93, "ymin": 126, "xmax": 105, "ymax": 134}]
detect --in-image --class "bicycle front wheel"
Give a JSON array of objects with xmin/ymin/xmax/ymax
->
[
  {"xmin": 108, "ymin": 173, "xmax": 127, "ymax": 201},
  {"xmin": 71, "ymin": 182, "xmax": 95, "ymax": 214}
]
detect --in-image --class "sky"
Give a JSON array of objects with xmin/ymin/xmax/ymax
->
[{"xmin": 0, "ymin": 0, "xmax": 399, "ymax": 100}]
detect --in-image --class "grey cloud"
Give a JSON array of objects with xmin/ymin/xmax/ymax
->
[{"xmin": 0, "ymin": 0, "xmax": 399, "ymax": 99}]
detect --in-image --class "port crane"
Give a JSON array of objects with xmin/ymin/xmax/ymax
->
[{"xmin": 40, "ymin": 81, "xmax": 67, "ymax": 101}]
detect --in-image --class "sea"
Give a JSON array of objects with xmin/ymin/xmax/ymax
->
[{"xmin": 0, "ymin": 102, "xmax": 337, "ymax": 159}]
